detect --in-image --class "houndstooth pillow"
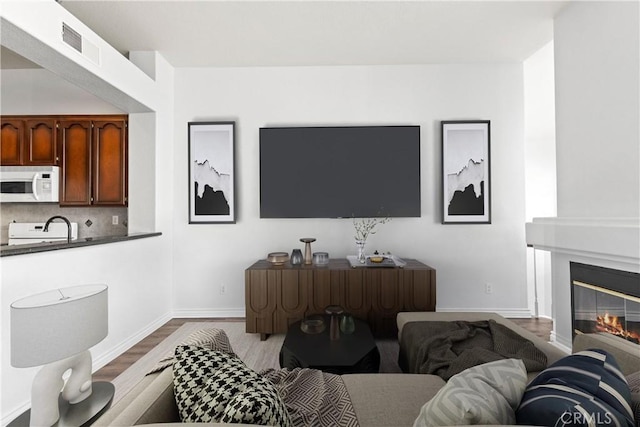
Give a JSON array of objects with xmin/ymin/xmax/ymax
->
[
  {"xmin": 173, "ymin": 345, "xmax": 291, "ymax": 426},
  {"xmin": 149, "ymin": 328, "xmax": 236, "ymax": 375}
]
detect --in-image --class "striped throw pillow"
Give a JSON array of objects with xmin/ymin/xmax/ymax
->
[
  {"xmin": 516, "ymin": 349, "xmax": 634, "ymax": 427},
  {"xmin": 627, "ymin": 371, "xmax": 640, "ymax": 427},
  {"xmin": 413, "ymin": 358, "xmax": 528, "ymax": 427}
]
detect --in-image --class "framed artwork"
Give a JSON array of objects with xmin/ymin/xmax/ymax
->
[
  {"xmin": 441, "ymin": 120, "xmax": 491, "ymax": 224},
  {"xmin": 188, "ymin": 121, "xmax": 236, "ymax": 224}
]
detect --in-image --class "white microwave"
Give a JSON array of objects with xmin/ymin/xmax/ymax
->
[{"xmin": 0, "ymin": 166, "xmax": 60, "ymax": 203}]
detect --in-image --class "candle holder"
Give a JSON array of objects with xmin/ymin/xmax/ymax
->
[{"xmin": 313, "ymin": 252, "xmax": 329, "ymax": 266}]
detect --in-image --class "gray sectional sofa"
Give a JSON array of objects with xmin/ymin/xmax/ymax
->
[{"xmin": 93, "ymin": 312, "xmax": 640, "ymax": 426}]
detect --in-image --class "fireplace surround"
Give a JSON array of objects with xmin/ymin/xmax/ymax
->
[
  {"xmin": 570, "ymin": 262, "xmax": 640, "ymax": 344},
  {"xmin": 526, "ymin": 217, "xmax": 640, "ymax": 349}
]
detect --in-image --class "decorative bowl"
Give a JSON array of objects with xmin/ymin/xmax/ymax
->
[
  {"xmin": 313, "ymin": 252, "xmax": 329, "ymax": 266},
  {"xmin": 301, "ymin": 315, "xmax": 325, "ymax": 334},
  {"xmin": 267, "ymin": 252, "xmax": 289, "ymax": 266},
  {"xmin": 368, "ymin": 255, "xmax": 385, "ymax": 263}
]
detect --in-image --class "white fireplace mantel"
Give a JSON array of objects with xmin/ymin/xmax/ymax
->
[
  {"xmin": 526, "ymin": 217, "xmax": 640, "ymax": 349},
  {"xmin": 526, "ymin": 217, "xmax": 640, "ymax": 264}
]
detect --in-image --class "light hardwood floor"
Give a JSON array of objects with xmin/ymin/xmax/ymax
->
[{"xmin": 93, "ymin": 316, "xmax": 553, "ymax": 382}]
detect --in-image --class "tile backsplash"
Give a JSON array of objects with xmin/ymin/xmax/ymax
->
[{"xmin": 0, "ymin": 203, "xmax": 127, "ymax": 244}]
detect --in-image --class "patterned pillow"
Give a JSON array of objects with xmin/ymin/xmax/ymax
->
[
  {"xmin": 516, "ymin": 349, "xmax": 634, "ymax": 427},
  {"xmin": 150, "ymin": 328, "xmax": 236, "ymax": 374},
  {"xmin": 413, "ymin": 358, "xmax": 528, "ymax": 426},
  {"xmin": 173, "ymin": 345, "xmax": 291, "ymax": 426}
]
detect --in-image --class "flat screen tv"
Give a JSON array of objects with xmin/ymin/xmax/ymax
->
[{"xmin": 260, "ymin": 126, "xmax": 421, "ymax": 218}]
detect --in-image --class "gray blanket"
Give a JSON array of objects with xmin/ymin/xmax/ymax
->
[
  {"xmin": 399, "ymin": 320, "xmax": 548, "ymax": 380},
  {"xmin": 262, "ymin": 368, "xmax": 359, "ymax": 427}
]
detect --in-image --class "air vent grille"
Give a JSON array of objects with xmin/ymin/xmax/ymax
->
[{"xmin": 62, "ymin": 23, "xmax": 82, "ymax": 53}]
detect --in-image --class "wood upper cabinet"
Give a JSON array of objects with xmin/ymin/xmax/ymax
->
[
  {"xmin": 1, "ymin": 120, "xmax": 24, "ymax": 165},
  {"xmin": 3, "ymin": 115, "xmax": 128, "ymax": 205},
  {"xmin": 59, "ymin": 116, "xmax": 128, "ymax": 207},
  {"xmin": 59, "ymin": 120, "xmax": 92, "ymax": 205},
  {"xmin": 1, "ymin": 118, "xmax": 58, "ymax": 165},
  {"xmin": 25, "ymin": 118, "xmax": 58, "ymax": 165},
  {"xmin": 92, "ymin": 120, "xmax": 127, "ymax": 206}
]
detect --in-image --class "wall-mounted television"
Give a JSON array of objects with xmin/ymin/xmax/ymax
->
[{"xmin": 260, "ymin": 126, "xmax": 421, "ymax": 218}]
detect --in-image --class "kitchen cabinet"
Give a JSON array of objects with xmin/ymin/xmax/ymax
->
[
  {"xmin": 1, "ymin": 118, "xmax": 58, "ymax": 166},
  {"xmin": 1, "ymin": 119, "xmax": 23, "ymax": 165},
  {"xmin": 59, "ymin": 116, "xmax": 127, "ymax": 206},
  {"xmin": 26, "ymin": 118, "xmax": 58, "ymax": 165},
  {"xmin": 59, "ymin": 120, "xmax": 92, "ymax": 205},
  {"xmin": 92, "ymin": 120, "xmax": 127, "ymax": 206}
]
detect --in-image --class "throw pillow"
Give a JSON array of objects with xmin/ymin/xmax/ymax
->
[
  {"xmin": 413, "ymin": 358, "xmax": 528, "ymax": 427},
  {"xmin": 173, "ymin": 345, "xmax": 291, "ymax": 426},
  {"xmin": 626, "ymin": 371, "xmax": 640, "ymax": 427},
  {"xmin": 628, "ymin": 371, "xmax": 640, "ymax": 393},
  {"xmin": 516, "ymin": 349, "xmax": 634, "ymax": 427},
  {"xmin": 149, "ymin": 328, "xmax": 237, "ymax": 374}
]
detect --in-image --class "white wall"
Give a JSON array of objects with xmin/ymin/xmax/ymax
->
[
  {"xmin": 524, "ymin": 42, "xmax": 556, "ymax": 223},
  {"xmin": 548, "ymin": 1, "xmax": 640, "ymax": 346},
  {"xmin": 172, "ymin": 64, "xmax": 531, "ymax": 317},
  {"xmin": 523, "ymin": 42, "xmax": 556, "ymax": 319},
  {"xmin": 0, "ymin": 4, "xmax": 176, "ymax": 424},
  {"xmin": 554, "ymin": 1, "xmax": 640, "ymax": 218},
  {"xmin": 1, "ymin": 239, "xmax": 173, "ymax": 423}
]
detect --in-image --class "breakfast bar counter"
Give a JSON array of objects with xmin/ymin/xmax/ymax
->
[{"xmin": 0, "ymin": 232, "xmax": 162, "ymax": 257}]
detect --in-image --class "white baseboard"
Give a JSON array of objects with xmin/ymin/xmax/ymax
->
[
  {"xmin": 92, "ymin": 311, "xmax": 173, "ymax": 371},
  {"xmin": 3, "ymin": 402, "xmax": 30, "ymax": 427},
  {"xmin": 172, "ymin": 308, "xmax": 246, "ymax": 318},
  {"xmin": 550, "ymin": 331, "xmax": 572, "ymax": 352},
  {"xmin": 435, "ymin": 307, "xmax": 533, "ymax": 318}
]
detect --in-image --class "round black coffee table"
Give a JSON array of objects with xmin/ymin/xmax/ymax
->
[{"xmin": 279, "ymin": 316, "xmax": 380, "ymax": 374}]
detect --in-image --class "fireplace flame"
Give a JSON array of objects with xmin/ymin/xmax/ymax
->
[{"xmin": 596, "ymin": 312, "xmax": 640, "ymax": 344}]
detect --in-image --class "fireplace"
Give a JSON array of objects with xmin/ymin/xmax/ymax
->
[{"xmin": 571, "ymin": 262, "xmax": 640, "ymax": 344}]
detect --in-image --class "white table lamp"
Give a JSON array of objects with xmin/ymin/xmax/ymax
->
[{"xmin": 11, "ymin": 285, "xmax": 108, "ymax": 427}]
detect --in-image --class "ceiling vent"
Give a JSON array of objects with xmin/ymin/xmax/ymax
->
[
  {"xmin": 61, "ymin": 22, "xmax": 100, "ymax": 66},
  {"xmin": 62, "ymin": 23, "xmax": 82, "ymax": 53}
]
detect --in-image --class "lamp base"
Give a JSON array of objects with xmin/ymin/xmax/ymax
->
[{"xmin": 7, "ymin": 381, "xmax": 114, "ymax": 427}]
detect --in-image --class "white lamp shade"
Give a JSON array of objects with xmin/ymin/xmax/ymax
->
[{"xmin": 11, "ymin": 284, "xmax": 108, "ymax": 368}]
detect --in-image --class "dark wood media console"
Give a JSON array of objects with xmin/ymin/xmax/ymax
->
[{"xmin": 245, "ymin": 258, "xmax": 436, "ymax": 340}]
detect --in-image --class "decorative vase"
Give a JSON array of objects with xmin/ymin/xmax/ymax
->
[
  {"xmin": 356, "ymin": 239, "xmax": 366, "ymax": 264},
  {"xmin": 325, "ymin": 305, "xmax": 344, "ymax": 341},
  {"xmin": 290, "ymin": 249, "xmax": 303, "ymax": 266},
  {"xmin": 300, "ymin": 238, "xmax": 316, "ymax": 265},
  {"xmin": 340, "ymin": 313, "xmax": 356, "ymax": 334}
]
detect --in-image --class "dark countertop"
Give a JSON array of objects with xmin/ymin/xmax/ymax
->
[{"xmin": 0, "ymin": 232, "xmax": 162, "ymax": 257}]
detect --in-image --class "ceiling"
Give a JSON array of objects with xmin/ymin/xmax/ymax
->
[{"xmin": 50, "ymin": 0, "xmax": 568, "ymax": 68}]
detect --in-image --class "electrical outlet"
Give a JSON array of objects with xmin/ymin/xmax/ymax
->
[
  {"xmin": 220, "ymin": 284, "xmax": 226, "ymax": 295},
  {"xmin": 485, "ymin": 283, "xmax": 493, "ymax": 294},
  {"xmin": 112, "ymin": 215, "xmax": 119, "ymax": 225}
]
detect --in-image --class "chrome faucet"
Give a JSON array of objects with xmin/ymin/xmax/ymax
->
[{"xmin": 43, "ymin": 215, "xmax": 72, "ymax": 244}]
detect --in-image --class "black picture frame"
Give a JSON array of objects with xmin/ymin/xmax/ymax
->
[
  {"xmin": 188, "ymin": 121, "xmax": 236, "ymax": 224},
  {"xmin": 441, "ymin": 120, "xmax": 491, "ymax": 224}
]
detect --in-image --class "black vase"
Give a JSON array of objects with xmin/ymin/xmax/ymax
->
[{"xmin": 290, "ymin": 249, "xmax": 303, "ymax": 266}]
